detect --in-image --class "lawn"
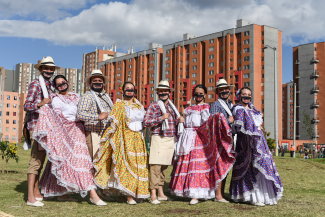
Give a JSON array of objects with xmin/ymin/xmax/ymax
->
[{"xmin": 1, "ymin": 145, "xmax": 325, "ymax": 217}]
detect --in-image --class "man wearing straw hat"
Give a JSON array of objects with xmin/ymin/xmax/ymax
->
[
  {"xmin": 209, "ymin": 78, "xmax": 234, "ymax": 203},
  {"xmin": 144, "ymin": 80, "xmax": 185, "ymax": 205},
  {"xmin": 24, "ymin": 56, "xmax": 58, "ymax": 207},
  {"xmin": 77, "ymin": 69, "xmax": 114, "ymax": 160}
]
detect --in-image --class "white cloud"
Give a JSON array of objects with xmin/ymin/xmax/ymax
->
[{"xmin": 0, "ymin": 0, "xmax": 324, "ymax": 50}]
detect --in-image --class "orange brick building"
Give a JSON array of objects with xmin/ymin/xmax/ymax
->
[
  {"xmin": 293, "ymin": 42, "xmax": 325, "ymax": 145},
  {"xmin": 282, "ymin": 82, "xmax": 294, "ymax": 139}
]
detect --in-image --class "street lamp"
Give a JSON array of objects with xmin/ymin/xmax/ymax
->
[
  {"xmin": 290, "ymin": 80, "xmax": 297, "ymax": 158},
  {"xmin": 264, "ymin": 45, "xmax": 278, "ymax": 156}
]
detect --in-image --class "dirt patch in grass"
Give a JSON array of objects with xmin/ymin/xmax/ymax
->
[
  {"xmin": 166, "ymin": 208, "xmax": 202, "ymax": 215},
  {"xmin": 232, "ymin": 205, "xmax": 255, "ymax": 211}
]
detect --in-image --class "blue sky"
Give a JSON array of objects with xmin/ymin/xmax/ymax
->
[{"xmin": 1, "ymin": 0, "xmax": 324, "ymax": 83}]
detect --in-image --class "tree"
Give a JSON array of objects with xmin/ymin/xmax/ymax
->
[
  {"xmin": 302, "ymin": 110, "xmax": 316, "ymax": 159},
  {"xmin": 264, "ymin": 131, "xmax": 276, "ymax": 151},
  {"xmin": 0, "ymin": 141, "xmax": 9, "ymax": 174},
  {"xmin": 4, "ymin": 143, "xmax": 19, "ymax": 173}
]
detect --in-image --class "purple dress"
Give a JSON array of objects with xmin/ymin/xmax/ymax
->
[{"xmin": 230, "ymin": 103, "xmax": 283, "ymax": 205}]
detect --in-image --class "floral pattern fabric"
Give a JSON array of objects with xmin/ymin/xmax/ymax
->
[
  {"xmin": 168, "ymin": 104, "xmax": 235, "ymax": 199},
  {"xmin": 94, "ymin": 99, "xmax": 150, "ymax": 198},
  {"xmin": 33, "ymin": 93, "xmax": 96, "ymax": 197},
  {"xmin": 230, "ymin": 103, "xmax": 283, "ymax": 205}
]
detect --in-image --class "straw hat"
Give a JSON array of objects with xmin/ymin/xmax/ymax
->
[
  {"xmin": 85, "ymin": 69, "xmax": 109, "ymax": 86},
  {"xmin": 214, "ymin": 79, "xmax": 232, "ymax": 91},
  {"xmin": 154, "ymin": 80, "xmax": 174, "ymax": 91},
  {"xmin": 34, "ymin": 56, "xmax": 60, "ymax": 69}
]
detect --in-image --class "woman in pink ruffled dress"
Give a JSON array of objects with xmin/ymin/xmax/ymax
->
[
  {"xmin": 32, "ymin": 75, "xmax": 106, "ymax": 206},
  {"xmin": 169, "ymin": 84, "xmax": 235, "ymax": 205}
]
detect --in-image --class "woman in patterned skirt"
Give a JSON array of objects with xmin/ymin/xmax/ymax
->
[
  {"xmin": 94, "ymin": 82, "xmax": 150, "ymax": 205},
  {"xmin": 33, "ymin": 75, "xmax": 106, "ymax": 206},
  {"xmin": 169, "ymin": 84, "xmax": 235, "ymax": 205},
  {"xmin": 230, "ymin": 87, "xmax": 283, "ymax": 206}
]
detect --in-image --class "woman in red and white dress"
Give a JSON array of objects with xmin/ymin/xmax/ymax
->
[
  {"xmin": 32, "ymin": 75, "xmax": 106, "ymax": 206},
  {"xmin": 169, "ymin": 84, "xmax": 235, "ymax": 205}
]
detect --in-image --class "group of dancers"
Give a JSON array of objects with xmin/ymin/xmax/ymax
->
[{"xmin": 24, "ymin": 56, "xmax": 283, "ymax": 207}]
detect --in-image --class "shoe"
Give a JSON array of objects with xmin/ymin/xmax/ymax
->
[
  {"xmin": 98, "ymin": 190, "xmax": 115, "ymax": 202},
  {"xmin": 135, "ymin": 198, "xmax": 144, "ymax": 203},
  {"xmin": 150, "ymin": 199, "xmax": 161, "ymax": 205},
  {"xmin": 251, "ymin": 202, "xmax": 265, "ymax": 207},
  {"xmin": 214, "ymin": 198, "xmax": 229, "ymax": 203},
  {"xmin": 127, "ymin": 199, "xmax": 137, "ymax": 205},
  {"xmin": 158, "ymin": 196, "xmax": 174, "ymax": 201},
  {"xmin": 35, "ymin": 197, "xmax": 43, "ymax": 202},
  {"xmin": 90, "ymin": 198, "xmax": 107, "ymax": 206},
  {"xmin": 190, "ymin": 199, "xmax": 199, "ymax": 205},
  {"xmin": 27, "ymin": 201, "xmax": 44, "ymax": 207},
  {"xmin": 57, "ymin": 196, "xmax": 78, "ymax": 202}
]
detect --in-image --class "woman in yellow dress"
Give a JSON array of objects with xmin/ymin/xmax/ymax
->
[{"xmin": 93, "ymin": 82, "xmax": 149, "ymax": 205}]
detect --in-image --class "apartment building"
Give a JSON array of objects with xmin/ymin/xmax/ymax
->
[
  {"xmin": 282, "ymin": 82, "xmax": 294, "ymax": 139},
  {"xmin": 82, "ymin": 46, "xmax": 116, "ymax": 92},
  {"xmin": 162, "ymin": 19, "xmax": 282, "ymax": 139},
  {"xmin": 293, "ymin": 42, "xmax": 325, "ymax": 145},
  {"xmin": 99, "ymin": 43, "xmax": 163, "ymax": 109}
]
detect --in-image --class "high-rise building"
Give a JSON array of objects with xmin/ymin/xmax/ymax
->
[
  {"xmin": 293, "ymin": 42, "xmax": 325, "ymax": 145},
  {"xmin": 282, "ymin": 82, "xmax": 294, "ymax": 139},
  {"xmin": 99, "ymin": 43, "xmax": 163, "ymax": 109},
  {"xmin": 82, "ymin": 46, "xmax": 116, "ymax": 92}
]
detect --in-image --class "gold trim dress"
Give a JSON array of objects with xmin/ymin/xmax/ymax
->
[{"xmin": 94, "ymin": 98, "xmax": 150, "ymax": 198}]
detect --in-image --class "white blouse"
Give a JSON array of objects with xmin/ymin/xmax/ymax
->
[
  {"xmin": 125, "ymin": 105, "xmax": 145, "ymax": 132},
  {"xmin": 52, "ymin": 96, "xmax": 78, "ymax": 122}
]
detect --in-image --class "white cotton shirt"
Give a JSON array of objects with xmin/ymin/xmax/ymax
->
[
  {"xmin": 125, "ymin": 106, "xmax": 145, "ymax": 132},
  {"xmin": 52, "ymin": 97, "xmax": 78, "ymax": 122}
]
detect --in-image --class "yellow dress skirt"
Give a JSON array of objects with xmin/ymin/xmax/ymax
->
[{"xmin": 93, "ymin": 100, "xmax": 150, "ymax": 198}]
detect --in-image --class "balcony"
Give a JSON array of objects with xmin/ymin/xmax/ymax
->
[
  {"xmin": 313, "ymin": 134, "xmax": 320, "ymax": 138},
  {"xmin": 310, "ymin": 70, "xmax": 319, "ymax": 79},
  {"xmin": 310, "ymin": 55, "xmax": 319, "ymax": 64},
  {"xmin": 311, "ymin": 118, "xmax": 320, "ymax": 124},
  {"xmin": 310, "ymin": 85, "xmax": 319, "ymax": 94},
  {"xmin": 295, "ymin": 74, "xmax": 300, "ymax": 79},
  {"xmin": 310, "ymin": 101, "xmax": 319, "ymax": 108}
]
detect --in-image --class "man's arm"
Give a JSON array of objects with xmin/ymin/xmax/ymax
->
[
  {"xmin": 77, "ymin": 95, "xmax": 100, "ymax": 122},
  {"xmin": 209, "ymin": 102, "xmax": 221, "ymax": 115},
  {"xmin": 143, "ymin": 104, "xmax": 163, "ymax": 127},
  {"xmin": 24, "ymin": 82, "xmax": 40, "ymax": 112}
]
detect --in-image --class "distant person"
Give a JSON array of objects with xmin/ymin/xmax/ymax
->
[
  {"xmin": 304, "ymin": 150, "xmax": 309, "ymax": 159},
  {"xmin": 290, "ymin": 145, "xmax": 294, "ymax": 157},
  {"xmin": 281, "ymin": 146, "xmax": 285, "ymax": 157},
  {"xmin": 299, "ymin": 148, "xmax": 303, "ymax": 157}
]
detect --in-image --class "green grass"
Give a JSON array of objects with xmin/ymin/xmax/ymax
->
[{"xmin": 1, "ymin": 145, "xmax": 325, "ymax": 217}]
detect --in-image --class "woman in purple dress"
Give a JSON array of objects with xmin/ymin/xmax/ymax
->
[{"xmin": 230, "ymin": 87, "xmax": 283, "ymax": 206}]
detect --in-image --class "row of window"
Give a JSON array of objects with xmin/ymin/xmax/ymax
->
[
  {"xmin": 0, "ymin": 111, "xmax": 17, "ymax": 116},
  {"xmin": 6, "ymin": 96, "xmax": 18, "ymax": 100},
  {"xmin": 4, "ymin": 127, "xmax": 16, "ymax": 132},
  {"xmin": 5, "ymin": 120, "xmax": 17, "ymax": 124},
  {"xmin": 3, "ymin": 135, "xmax": 15, "ymax": 141}
]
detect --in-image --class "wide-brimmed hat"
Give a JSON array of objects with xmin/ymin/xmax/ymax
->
[
  {"xmin": 154, "ymin": 80, "xmax": 174, "ymax": 91},
  {"xmin": 85, "ymin": 70, "xmax": 109, "ymax": 86},
  {"xmin": 214, "ymin": 79, "xmax": 232, "ymax": 91},
  {"xmin": 34, "ymin": 56, "xmax": 60, "ymax": 70}
]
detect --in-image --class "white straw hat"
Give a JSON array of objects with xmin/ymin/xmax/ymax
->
[
  {"xmin": 214, "ymin": 79, "xmax": 232, "ymax": 91},
  {"xmin": 154, "ymin": 80, "xmax": 174, "ymax": 91},
  {"xmin": 34, "ymin": 56, "xmax": 59, "ymax": 69},
  {"xmin": 85, "ymin": 69, "xmax": 109, "ymax": 86}
]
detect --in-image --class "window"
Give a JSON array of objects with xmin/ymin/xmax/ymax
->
[
  {"xmin": 6, "ymin": 127, "xmax": 9, "ymax": 132},
  {"xmin": 6, "ymin": 119, "xmax": 9, "ymax": 124},
  {"xmin": 208, "ymin": 78, "xmax": 214, "ymax": 83},
  {"xmin": 118, "ymin": 61, "xmax": 121, "ymax": 64},
  {"xmin": 6, "ymin": 112, "xmax": 9, "ymax": 116},
  {"xmin": 209, "ymin": 47, "xmax": 214, "ymax": 51},
  {"xmin": 128, "ymin": 71, "xmax": 132, "ymax": 75},
  {"xmin": 244, "ymin": 39, "xmax": 250, "ymax": 44},
  {"xmin": 166, "ymin": 78, "xmax": 169, "ymax": 81},
  {"xmin": 129, "ymin": 58, "xmax": 132, "ymax": 62},
  {"xmin": 165, "ymin": 63, "xmax": 170, "ymax": 68},
  {"xmin": 166, "ymin": 70, "xmax": 169, "ymax": 74},
  {"xmin": 209, "ymin": 62, "xmax": 214, "ymax": 67},
  {"xmin": 12, "ymin": 136, "xmax": 15, "ymax": 140},
  {"xmin": 7, "ymin": 95, "xmax": 10, "ymax": 100},
  {"xmin": 151, "ymin": 60, "xmax": 154, "ymax": 64},
  {"xmin": 117, "ymin": 73, "xmax": 121, "ymax": 77},
  {"xmin": 150, "ymin": 73, "xmax": 154, "ymax": 77},
  {"xmin": 117, "ymin": 67, "xmax": 121, "ymax": 71},
  {"xmin": 128, "ymin": 65, "xmax": 132, "ymax": 68},
  {"xmin": 186, "ymin": 60, "xmax": 189, "ymax": 65},
  {"xmin": 166, "ymin": 49, "xmax": 170, "ymax": 54},
  {"xmin": 244, "ymin": 56, "xmax": 250, "ymax": 61},
  {"xmin": 150, "ymin": 80, "xmax": 154, "ymax": 84},
  {"xmin": 209, "ymin": 39, "xmax": 214, "ymax": 43},
  {"xmin": 193, "ymin": 43, "xmax": 197, "ymax": 47},
  {"xmin": 151, "ymin": 66, "xmax": 154, "ymax": 70},
  {"xmin": 166, "ymin": 56, "xmax": 170, "ymax": 60},
  {"xmin": 244, "ymin": 48, "xmax": 250, "ymax": 53},
  {"xmin": 244, "ymin": 65, "xmax": 250, "ymax": 70},
  {"xmin": 243, "ymin": 73, "xmax": 250, "ymax": 78},
  {"xmin": 192, "ymin": 73, "xmax": 197, "ymax": 78},
  {"xmin": 192, "ymin": 58, "xmax": 197, "ymax": 62},
  {"xmin": 6, "ymin": 104, "xmax": 10, "ymax": 108},
  {"xmin": 192, "ymin": 50, "xmax": 197, "ymax": 55},
  {"xmin": 150, "ymin": 87, "xmax": 154, "ymax": 91},
  {"xmin": 13, "ymin": 120, "xmax": 16, "ymax": 124},
  {"xmin": 221, "ymin": 53, "xmax": 223, "ymax": 58},
  {"xmin": 208, "ymin": 86, "xmax": 213, "ymax": 91},
  {"xmin": 230, "ymin": 50, "xmax": 233, "ymax": 54},
  {"xmin": 126, "ymin": 78, "xmax": 131, "ymax": 81},
  {"xmin": 262, "ymin": 65, "xmax": 264, "ymax": 70},
  {"xmin": 151, "ymin": 53, "xmax": 155, "ymax": 57},
  {"xmin": 209, "ymin": 70, "xmax": 214, "ymax": 75},
  {"xmin": 230, "ymin": 59, "xmax": 233, "ymax": 62},
  {"xmin": 261, "ymin": 57, "xmax": 264, "ymax": 61},
  {"xmin": 209, "ymin": 54, "xmax": 214, "ymax": 59},
  {"xmin": 238, "ymin": 50, "xmax": 241, "ymax": 55},
  {"xmin": 150, "ymin": 94, "xmax": 154, "ymax": 98},
  {"xmin": 244, "ymin": 31, "xmax": 249, "ymax": 36},
  {"xmin": 192, "ymin": 65, "xmax": 197, "ymax": 70},
  {"xmin": 13, "ymin": 128, "xmax": 16, "ymax": 133},
  {"xmin": 244, "ymin": 82, "xmax": 250, "ymax": 86},
  {"xmin": 192, "ymin": 80, "xmax": 197, "ymax": 85},
  {"xmin": 14, "ymin": 96, "xmax": 17, "ymax": 100},
  {"xmin": 208, "ymin": 94, "xmax": 214, "ymax": 99}
]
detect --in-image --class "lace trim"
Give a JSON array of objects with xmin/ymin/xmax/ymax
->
[
  {"xmin": 233, "ymin": 120, "xmax": 263, "ymax": 137},
  {"xmin": 169, "ymin": 187, "xmax": 216, "ymax": 200}
]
